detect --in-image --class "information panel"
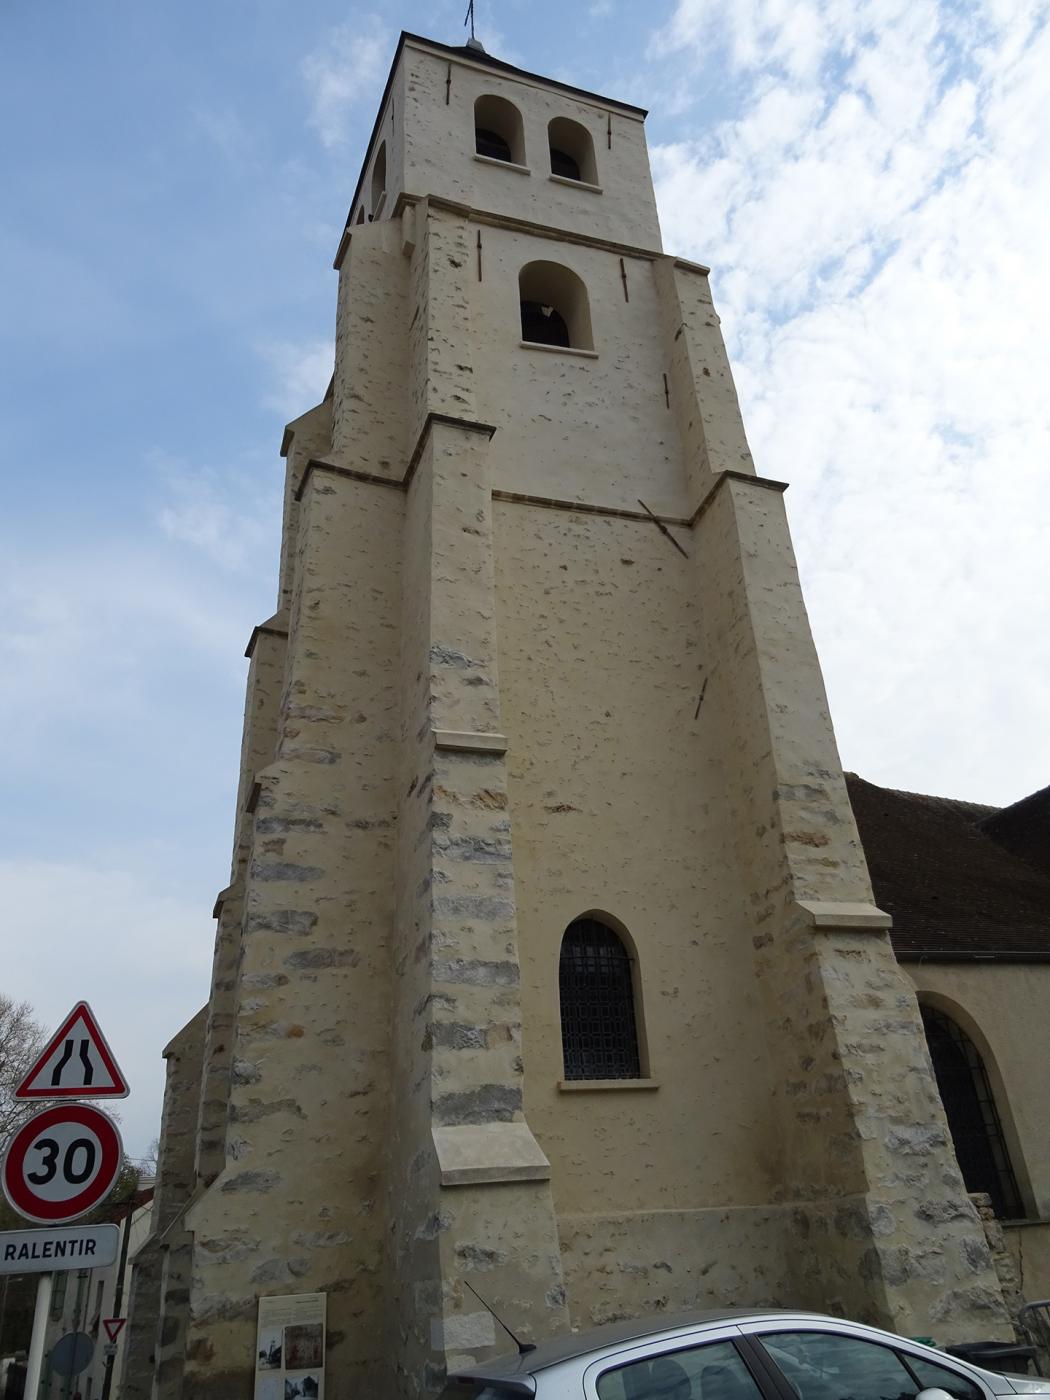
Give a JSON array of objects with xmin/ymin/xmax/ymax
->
[{"xmin": 254, "ymin": 1292, "xmax": 326, "ymax": 1400}]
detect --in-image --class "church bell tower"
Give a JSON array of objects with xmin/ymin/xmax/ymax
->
[{"xmin": 128, "ymin": 31, "xmax": 1011, "ymax": 1400}]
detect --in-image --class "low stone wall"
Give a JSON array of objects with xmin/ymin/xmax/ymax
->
[
  {"xmin": 563, "ymin": 1196, "xmax": 1016, "ymax": 1343},
  {"xmin": 560, "ymin": 1205, "xmax": 795, "ymax": 1328},
  {"xmin": 1003, "ymin": 1221, "xmax": 1050, "ymax": 1310},
  {"xmin": 1003, "ymin": 1214, "xmax": 1050, "ymax": 1372}
]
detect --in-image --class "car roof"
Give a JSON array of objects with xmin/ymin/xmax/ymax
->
[{"xmin": 452, "ymin": 1307, "xmax": 822, "ymax": 1383}]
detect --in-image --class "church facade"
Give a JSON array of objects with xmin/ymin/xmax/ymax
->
[{"xmin": 124, "ymin": 34, "xmax": 1032, "ymax": 1400}]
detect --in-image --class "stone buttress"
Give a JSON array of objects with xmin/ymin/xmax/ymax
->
[{"xmin": 121, "ymin": 1010, "xmax": 206, "ymax": 1400}]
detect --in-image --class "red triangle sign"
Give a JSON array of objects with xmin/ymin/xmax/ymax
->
[
  {"xmin": 103, "ymin": 1318, "xmax": 127, "ymax": 1344},
  {"xmin": 15, "ymin": 1002, "xmax": 129, "ymax": 1100}
]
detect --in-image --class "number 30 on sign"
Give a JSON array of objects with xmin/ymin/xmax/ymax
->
[{"xmin": 2, "ymin": 1104, "xmax": 123, "ymax": 1225}]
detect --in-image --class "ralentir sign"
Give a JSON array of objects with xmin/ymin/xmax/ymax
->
[{"xmin": 0, "ymin": 1223, "xmax": 120, "ymax": 1275}]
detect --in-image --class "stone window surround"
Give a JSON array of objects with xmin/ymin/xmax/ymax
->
[
  {"xmin": 549, "ymin": 172, "xmax": 603, "ymax": 195},
  {"xmin": 471, "ymin": 152, "xmax": 603, "ymax": 197},
  {"xmin": 474, "ymin": 152, "xmax": 531, "ymax": 176},
  {"xmin": 558, "ymin": 1078, "xmax": 660, "ymax": 1092},
  {"xmin": 519, "ymin": 340, "xmax": 599, "ymax": 359}
]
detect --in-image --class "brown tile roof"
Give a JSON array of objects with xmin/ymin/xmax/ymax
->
[
  {"xmin": 845, "ymin": 774, "xmax": 1050, "ymax": 960},
  {"xmin": 981, "ymin": 784, "xmax": 1050, "ymax": 874}
]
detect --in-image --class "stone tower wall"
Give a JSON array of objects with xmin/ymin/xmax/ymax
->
[
  {"xmin": 135, "ymin": 33, "xmax": 1015, "ymax": 1400},
  {"xmin": 347, "ymin": 43, "xmax": 661, "ymax": 251}
]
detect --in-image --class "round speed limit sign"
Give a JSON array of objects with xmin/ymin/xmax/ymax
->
[{"xmin": 2, "ymin": 1103, "xmax": 123, "ymax": 1224}]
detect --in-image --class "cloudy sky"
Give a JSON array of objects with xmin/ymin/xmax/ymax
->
[{"xmin": 2, "ymin": 0, "xmax": 1047, "ymax": 1155}]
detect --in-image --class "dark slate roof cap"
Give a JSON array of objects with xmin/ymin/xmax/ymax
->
[{"xmin": 980, "ymin": 783, "xmax": 1050, "ymax": 874}]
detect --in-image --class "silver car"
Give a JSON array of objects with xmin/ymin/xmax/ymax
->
[{"xmin": 442, "ymin": 1309, "xmax": 1050, "ymax": 1400}]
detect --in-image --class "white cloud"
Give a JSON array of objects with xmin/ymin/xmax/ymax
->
[
  {"xmin": 0, "ymin": 511, "xmax": 270, "ymax": 1154},
  {"xmin": 155, "ymin": 452, "xmax": 281, "ymax": 573},
  {"xmin": 256, "ymin": 336, "xmax": 334, "ymax": 420},
  {"xmin": 302, "ymin": 16, "xmax": 389, "ymax": 149},
  {"xmin": 0, "ymin": 511, "xmax": 274, "ymax": 795},
  {"xmin": 651, "ymin": 0, "xmax": 1050, "ymax": 803},
  {"xmin": 1, "ymin": 858, "xmax": 213, "ymax": 1157}
]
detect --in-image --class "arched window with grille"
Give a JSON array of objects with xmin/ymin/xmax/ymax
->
[
  {"xmin": 559, "ymin": 917, "xmax": 642, "ymax": 1081},
  {"xmin": 920, "ymin": 1003, "xmax": 1024, "ymax": 1219}
]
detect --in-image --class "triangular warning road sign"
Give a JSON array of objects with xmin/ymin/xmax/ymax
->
[
  {"xmin": 103, "ymin": 1318, "xmax": 127, "ymax": 1344},
  {"xmin": 15, "ymin": 1002, "xmax": 129, "ymax": 1100}
]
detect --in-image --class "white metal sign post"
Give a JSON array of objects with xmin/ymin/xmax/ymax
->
[
  {"xmin": 25, "ymin": 1269, "xmax": 52, "ymax": 1400},
  {"xmin": 5, "ymin": 1001, "xmax": 130, "ymax": 1400}
]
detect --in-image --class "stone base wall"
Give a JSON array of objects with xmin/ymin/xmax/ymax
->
[
  {"xmin": 1003, "ymin": 1220, "xmax": 1050, "ymax": 1337},
  {"xmin": 560, "ymin": 1206, "xmax": 796, "ymax": 1327},
  {"xmin": 562, "ymin": 1195, "xmax": 1012, "ymax": 1343},
  {"xmin": 120, "ymin": 1242, "xmax": 162, "ymax": 1400}
]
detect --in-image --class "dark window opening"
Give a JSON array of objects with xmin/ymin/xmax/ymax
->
[
  {"xmin": 474, "ymin": 95, "xmax": 525, "ymax": 166},
  {"xmin": 370, "ymin": 141, "xmax": 387, "ymax": 217},
  {"xmin": 476, "ymin": 127, "xmax": 513, "ymax": 162},
  {"xmin": 548, "ymin": 116, "xmax": 597, "ymax": 185},
  {"xmin": 518, "ymin": 260, "xmax": 593, "ymax": 350},
  {"xmin": 520, "ymin": 300, "xmax": 571, "ymax": 347},
  {"xmin": 559, "ymin": 918, "xmax": 641, "ymax": 1080},
  {"xmin": 921, "ymin": 1004, "xmax": 1024, "ymax": 1219},
  {"xmin": 550, "ymin": 147, "xmax": 582, "ymax": 181}
]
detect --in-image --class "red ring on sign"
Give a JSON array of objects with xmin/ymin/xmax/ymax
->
[{"xmin": 2, "ymin": 1104, "xmax": 123, "ymax": 1224}]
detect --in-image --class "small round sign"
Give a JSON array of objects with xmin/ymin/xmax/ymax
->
[
  {"xmin": 2, "ymin": 1103, "xmax": 123, "ymax": 1225},
  {"xmin": 49, "ymin": 1331, "xmax": 95, "ymax": 1378}
]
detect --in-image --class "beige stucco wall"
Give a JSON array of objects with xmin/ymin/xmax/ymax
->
[
  {"xmin": 497, "ymin": 503, "xmax": 780, "ymax": 1219},
  {"xmin": 906, "ymin": 963, "xmax": 1050, "ymax": 1222},
  {"xmin": 473, "ymin": 236, "xmax": 689, "ymax": 512}
]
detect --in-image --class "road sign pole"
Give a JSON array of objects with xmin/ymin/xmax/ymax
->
[{"xmin": 25, "ymin": 1270, "xmax": 53, "ymax": 1400}]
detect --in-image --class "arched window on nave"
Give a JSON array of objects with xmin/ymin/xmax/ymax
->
[
  {"xmin": 559, "ymin": 917, "xmax": 641, "ymax": 1081},
  {"xmin": 921, "ymin": 1003, "xmax": 1024, "ymax": 1219}
]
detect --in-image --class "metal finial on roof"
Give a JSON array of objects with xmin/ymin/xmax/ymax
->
[{"xmin": 464, "ymin": 0, "xmax": 486, "ymax": 51}]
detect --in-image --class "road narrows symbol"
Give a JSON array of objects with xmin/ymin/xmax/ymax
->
[{"xmin": 16, "ymin": 1003, "xmax": 128, "ymax": 1100}]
